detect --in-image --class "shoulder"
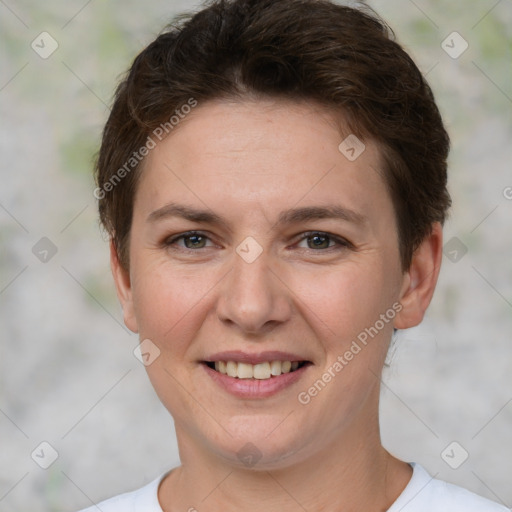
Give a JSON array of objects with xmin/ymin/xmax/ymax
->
[
  {"xmin": 76, "ymin": 472, "xmax": 167, "ymax": 512},
  {"xmin": 389, "ymin": 463, "xmax": 510, "ymax": 512}
]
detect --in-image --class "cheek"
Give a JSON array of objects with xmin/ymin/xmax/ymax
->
[
  {"xmin": 290, "ymin": 262, "xmax": 396, "ymax": 344},
  {"xmin": 131, "ymin": 261, "xmax": 213, "ymax": 350}
]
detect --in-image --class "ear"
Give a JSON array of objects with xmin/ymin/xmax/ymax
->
[
  {"xmin": 110, "ymin": 239, "xmax": 139, "ymax": 333},
  {"xmin": 394, "ymin": 223, "xmax": 443, "ymax": 329}
]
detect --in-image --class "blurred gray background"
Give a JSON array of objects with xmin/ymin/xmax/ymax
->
[{"xmin": 1, "ymin": 0, "xmax": 511, "ymax": 510}]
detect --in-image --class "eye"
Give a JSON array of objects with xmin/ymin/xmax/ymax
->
[
  {"xmin": 164, "ymin": 230, "xmax": 351, "ymax": 253},
  {"xmin": 165, "ymin": 231, "xmax": 214, "ymax": 250},
  {"xmin": 296, "ymin": 231, "xmax": 350, "ymax": 251}
]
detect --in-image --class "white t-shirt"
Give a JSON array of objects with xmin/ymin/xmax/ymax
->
[{"xmin": 77, "ymin": 463, "xmax": 510, "ymax": 512}]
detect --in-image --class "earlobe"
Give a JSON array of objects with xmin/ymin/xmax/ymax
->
[
  {"xmin": 394, "ymin": 223, "xmax": 443, "ymax": 330},
  {"xmin": 110, "ymin": 240, "xmax": 139, "ymax": 333}
]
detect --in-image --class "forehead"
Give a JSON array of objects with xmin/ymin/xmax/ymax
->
[{"xmin": 135, "ymin": 99, "xmax": 392, "ymax": 228}]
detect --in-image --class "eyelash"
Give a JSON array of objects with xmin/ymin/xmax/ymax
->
[{"xmin": 164, "ymin": 230, "xmax": 352, "ymax": 252}]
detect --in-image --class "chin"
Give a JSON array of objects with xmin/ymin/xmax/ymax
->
[{"xmin": 206, "ymin": 420, "xmax": 315, "ymax": 471}]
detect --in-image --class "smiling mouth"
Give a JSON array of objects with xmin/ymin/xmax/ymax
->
[{"xmin": 203, "ymin": 360, "xmax": 311, "ymax": 380}]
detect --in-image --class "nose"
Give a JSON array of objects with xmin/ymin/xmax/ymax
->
[{"xmin": 215, "ymin": 248, "xmax": 292, "ymax": 335}]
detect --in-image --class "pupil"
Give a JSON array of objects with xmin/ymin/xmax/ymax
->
[
  {"xmin": 310, "ymin": 235, "xmax": 328, "ymax": 249},
  {"xmin": 186, "ymin": 235, "xmax": 204, "ymax": 248}
]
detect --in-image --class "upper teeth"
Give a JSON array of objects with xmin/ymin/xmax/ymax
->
[{"xmin": 214, "ymin": 360, "xmax": 300, "ymax": 379}]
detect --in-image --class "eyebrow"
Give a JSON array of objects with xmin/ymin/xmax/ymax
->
[{"xmin": 146, "ymin": 202, "xmax": 367, "ymax": 228}]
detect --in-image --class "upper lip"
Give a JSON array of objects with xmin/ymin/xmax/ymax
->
[{"xmin": 203, "ymin": 350, "xmax": 311, "ymax": 365}]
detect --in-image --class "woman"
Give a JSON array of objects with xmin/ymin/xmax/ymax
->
[{"xmin": 80, "ymin": 0, "xmax": 508, "ymax": 510}]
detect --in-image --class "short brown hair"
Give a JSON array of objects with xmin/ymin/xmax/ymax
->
[{"xmin": 95, "ymin": 0, "xmax": 451, "ymax": 270}]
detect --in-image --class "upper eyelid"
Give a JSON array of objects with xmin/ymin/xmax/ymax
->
[
  {"xmin": 297, "ymin": 231, "xmax": 349, "ymax": 243},
  {"xmin": 166, "ymin": 231, "xmax": 216, "ymax": 246}
]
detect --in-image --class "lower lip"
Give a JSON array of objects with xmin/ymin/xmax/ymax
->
[{"xmin": 202, "ymin": 363, "xmax": 311, "ymax": 399}]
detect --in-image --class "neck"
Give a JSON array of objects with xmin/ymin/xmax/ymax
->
[{"xmin": 159, "ymin": 398, "xmax": 411, "ymax": 512}]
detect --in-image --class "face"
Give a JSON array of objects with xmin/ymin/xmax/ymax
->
[{"xmin": 112, "ymin": 99, "xmax": 440, "ymax": 469}]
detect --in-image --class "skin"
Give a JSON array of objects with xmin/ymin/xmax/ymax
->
[{"xmin": 111, "ymin": 99, "xmax": 443, "ymax": 512}]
